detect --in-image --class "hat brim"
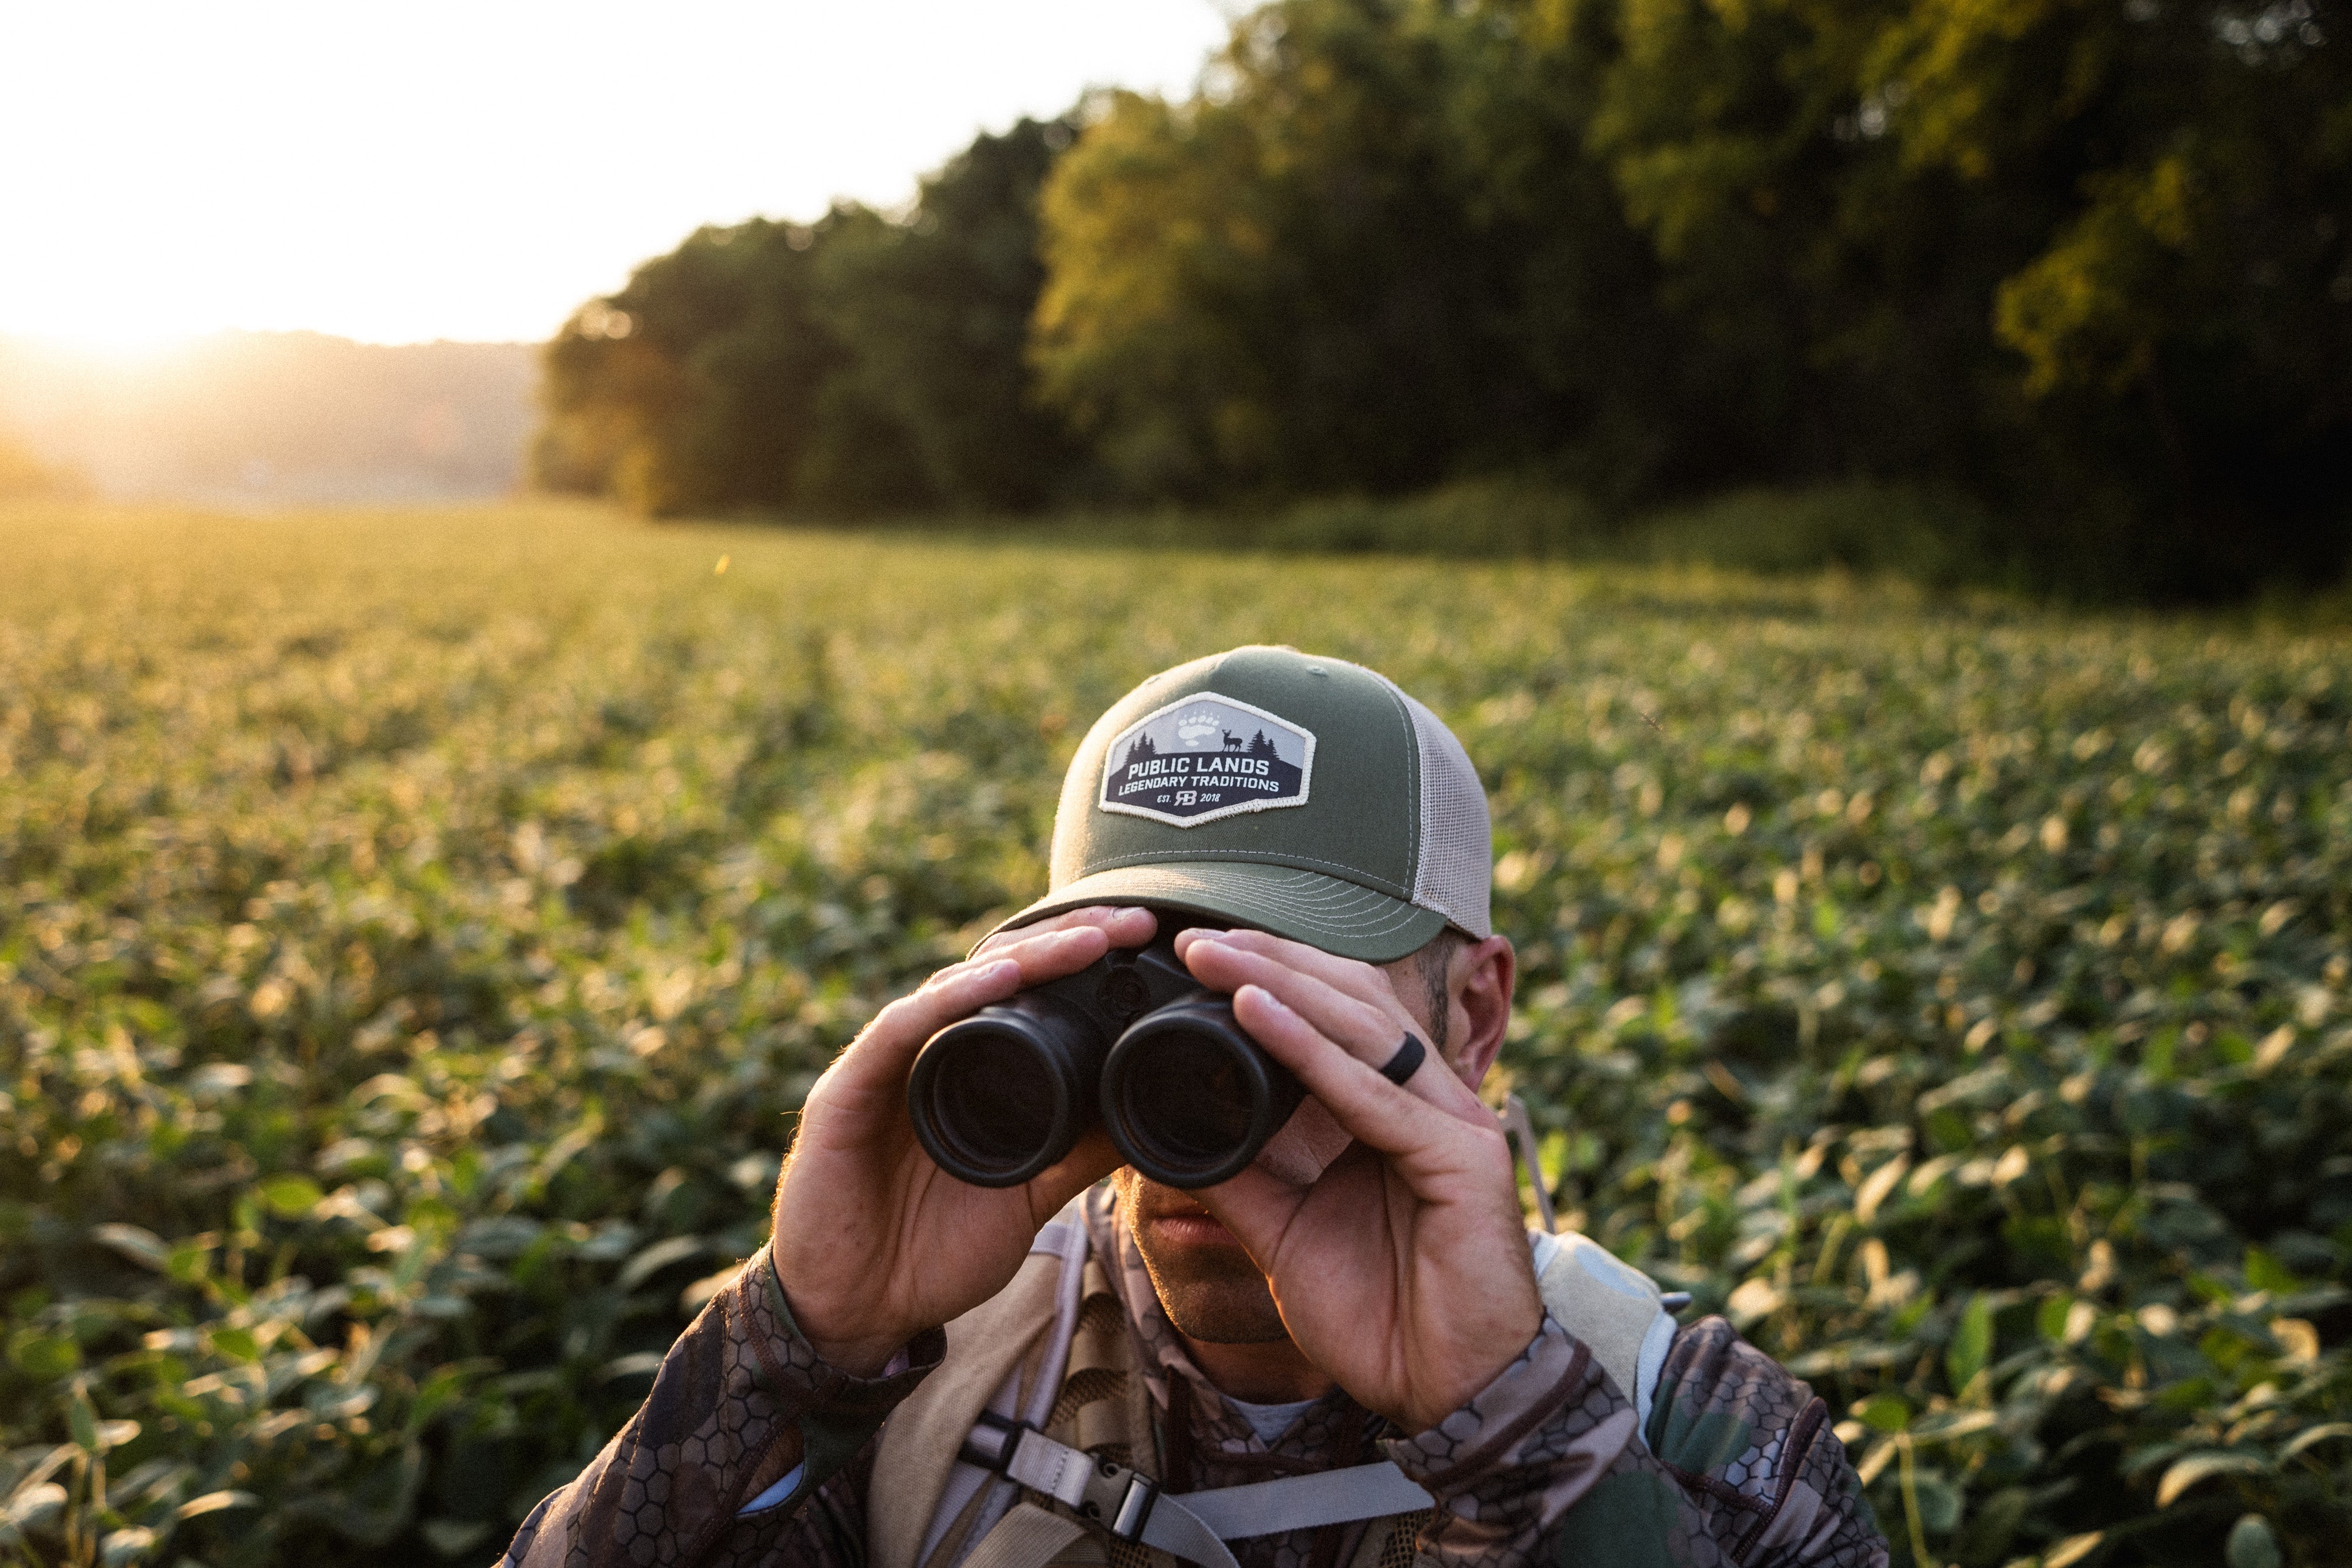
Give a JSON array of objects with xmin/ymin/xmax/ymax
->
[{"xmin": 984, "ymin": 862, "xmax": 1447, "ymax": 964}]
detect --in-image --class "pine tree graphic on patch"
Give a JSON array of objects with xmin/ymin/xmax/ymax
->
[{"xmin": 1098, "ymin": 692, "xmax": 1315, "ymax": 827}]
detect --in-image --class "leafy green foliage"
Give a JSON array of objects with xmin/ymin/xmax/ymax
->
[
  {"xmin": 1035, "ymin": 1, "xmax": 1550, "ymax": 504},
  {"xmin": 2, "ymin": 499, "xmax": 2347, "ymax": 1566},
  {"xmin": 540, "ymin": 0, "xmax": 2351, "ymax": 595},
  {"xmin": 1033, "ymin": 0, "xmax": 2352, "ymax": 591},
  {"xmin": 810, "ymin": 123, "xmax": 1093, "ymax": 514},
  {"xmin": 533, "ymin": 116, "xmax": 1086, "ymax": 520}
]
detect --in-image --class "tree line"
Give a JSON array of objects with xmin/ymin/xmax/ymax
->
[{"xmin": 534, "ymin": 0, "xmax": 2351, "ymax": 599}]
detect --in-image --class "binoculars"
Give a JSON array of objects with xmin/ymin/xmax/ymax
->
[{"xmin": 907, "ymin": 930, "xmax": 1305, "ymax": 1189}]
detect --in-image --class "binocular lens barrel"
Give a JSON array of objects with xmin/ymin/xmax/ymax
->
[
  {"xmin": 907, "ymin": 985, "xmax": 1306, "ymax": 1190},
  {"xmin": 1100, "ymin": 1000, "xmax": 1307, "ymax": 1188},
  {"xmin": 906, "ymin": 999, "xmax": 1099, "ymax": 1188}
]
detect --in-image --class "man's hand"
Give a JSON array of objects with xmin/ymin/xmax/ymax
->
[
  {"xmin": 1173, "ymin": 928, "xmax": 1544, "ymax": 1435},
  {"xmin": 767, "ymin": 907, "xmax": 1153, "ymax": 1375}
]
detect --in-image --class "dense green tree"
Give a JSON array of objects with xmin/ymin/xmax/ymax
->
[
  {"xmin": 1037, "ymin": 0, "xmax": 1574, "ymax": 503},
  {"xmin": 1028, "ymin": 0, "xmax": 2350, "ymax": 591},
  {"xmin": 816, "ymin": 118, "xmax": 1093, "ymax": 510},
  {"xmin": 534, "ymin": 118, "xmax": 1082, "ymax": 519},
  {"xmin": 539, "ymin": 0, "xmax": 2350, "ymax": 593},
  {"xmin": 1031, "ymin": 90, "xmax": 1278, "ymax": 500},
  {"xmin": 1562, "ymin": 0, "xmax": 2352, "ymax": 589},
  {"xmin": 535, "ymin": 213, "xmax": 880, "ymax": 517}
]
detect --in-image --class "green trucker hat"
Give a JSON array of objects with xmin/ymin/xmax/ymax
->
[{"xmin": 988, "ymin": 646, "xmax": 1492, "ymax": 962}]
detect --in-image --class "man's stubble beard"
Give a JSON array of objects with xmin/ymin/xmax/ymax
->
[{"xmin": 1114, "ymin": 1171, "xmax": 1292, "ymax": 1345}]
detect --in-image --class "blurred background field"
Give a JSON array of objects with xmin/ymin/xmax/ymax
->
[{"xmin": 2, "ymin": 500, "xmax": 2347, "ymax": 1567}]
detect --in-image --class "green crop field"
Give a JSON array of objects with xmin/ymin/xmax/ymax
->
[{"xmin": 2, "ymin": 501, "xmax": 2347, "ymax": 1568}]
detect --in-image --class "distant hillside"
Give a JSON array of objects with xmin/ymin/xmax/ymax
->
[{"xmin": 0, "ymin": 332, "xmax": 538, "ymax": 505}]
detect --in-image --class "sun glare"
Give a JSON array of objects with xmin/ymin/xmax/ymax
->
[
  {"xmin": 18, "ymin": 324, "xmax": 202, "ymax": 362},
  {"xmin": 0, "ymin": 1, "xmax": 1228, "ymax": 347}
]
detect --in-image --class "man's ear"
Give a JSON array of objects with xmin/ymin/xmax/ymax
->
[{"xmin": 1448, "ymin": 935, "xmax": 1515, "ymax": 1090}]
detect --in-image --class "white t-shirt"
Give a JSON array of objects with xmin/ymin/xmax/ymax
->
[{"xmin": 1224, "ymin": 1394, "xmax": 1318, "ymax": 1447}]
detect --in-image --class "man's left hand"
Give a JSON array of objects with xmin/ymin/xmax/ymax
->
[{"xmin": 1172, "ymin": 928, "xmax": 1544, "ymax": 1436}]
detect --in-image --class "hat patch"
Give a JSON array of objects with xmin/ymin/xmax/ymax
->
[{"xmin": 1099, "ymin": 692, "xmax": 1315, "ymax": 827}]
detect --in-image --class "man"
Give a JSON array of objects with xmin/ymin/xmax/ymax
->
[{"xmin": 499, "ymin": 646, "xmax": 1886, "ymax": 1568}]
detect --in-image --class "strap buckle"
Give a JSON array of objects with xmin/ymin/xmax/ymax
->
[
  {"xmin": 961, "ymin": 1411, "xmax": 1161, "ymax": 1543},
  {"xmin": 958, "ymin": 1409, "xmax": 1030, "ymax": 1472},
  {"xmin": 1104, "ymin": 1465, "xmax": 1160, "ymax": 1542}
]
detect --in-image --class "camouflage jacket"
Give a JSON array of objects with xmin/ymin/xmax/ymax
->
[{"xmin": 496, "ymin": 1193, "xmax": 1886, "ymax": 1568}]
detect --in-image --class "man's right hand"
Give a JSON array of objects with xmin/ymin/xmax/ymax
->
[{"xmin": 766, "ymin": 905, "xmax": 1154, "ymax": 1375}]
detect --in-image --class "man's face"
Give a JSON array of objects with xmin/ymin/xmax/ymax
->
[{"xmin": 1115, "ymin": 951, "xmax": 1442, "ymax": 1346}]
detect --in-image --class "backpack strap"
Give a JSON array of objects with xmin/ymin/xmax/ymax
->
[
  {"xmin": 957, "ymin": 1503, "xmax": 1088, "ymax": 1568},
  {"xmin": 869, "ymin": 1206, "xmax": 1091, "ymax": 1568},
  {"xmin": 1171, "ymin": 1462, "xmax": 1434, "ymax": 1539},
  {"xmin": 1528, "ymin": 1228, "xmax": 1679, "ymax": 1441},
  {"xmin": 956, "ymin": 1414, "xmax": 1431, "ymax": 1568}
]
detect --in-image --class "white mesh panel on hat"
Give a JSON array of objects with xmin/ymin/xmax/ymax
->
[{"xmin": 1389, "ymin": 684, "xmax": 1493, "ymax": 939}]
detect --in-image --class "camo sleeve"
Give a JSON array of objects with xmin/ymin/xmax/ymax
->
[
  {"xmin": 1380, "ymin": 1312, "xmax": 1886, "ymax": 1568},
  {"xmin": 496, "ymin": 1255, "xmax": 944, "ymax": 1568},
  {"xmin": 1634, "ymin": 1317, "xmax": 1885, "ymax": 1567}
]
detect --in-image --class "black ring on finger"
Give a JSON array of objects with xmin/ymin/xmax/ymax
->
[{"xmin": 1379, "ymin": 1033, "xmax": 1427, "ymax": 1085}]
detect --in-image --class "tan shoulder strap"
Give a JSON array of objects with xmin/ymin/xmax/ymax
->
[
  {"xmin": 871, "ymin": 1213, "xmax": 1090, "ymax": 1568},
  {"xmin": 1532, "ymin": 1230, "xmax": 1676, "ymax": 1432},
  {"xmin": 958, "ymin": 1502, "xmax": 1090, "ymax": 1568}
]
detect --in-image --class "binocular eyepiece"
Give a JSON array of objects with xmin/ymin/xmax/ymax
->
[{"xmin": 907, "ymin": 932, "xmax": 1305, "ymax": 1189}]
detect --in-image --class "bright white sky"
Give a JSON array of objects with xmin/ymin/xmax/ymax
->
[{"xmin": 0, "ymin": 1, "xmax": 1230, "ymax": 347}]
